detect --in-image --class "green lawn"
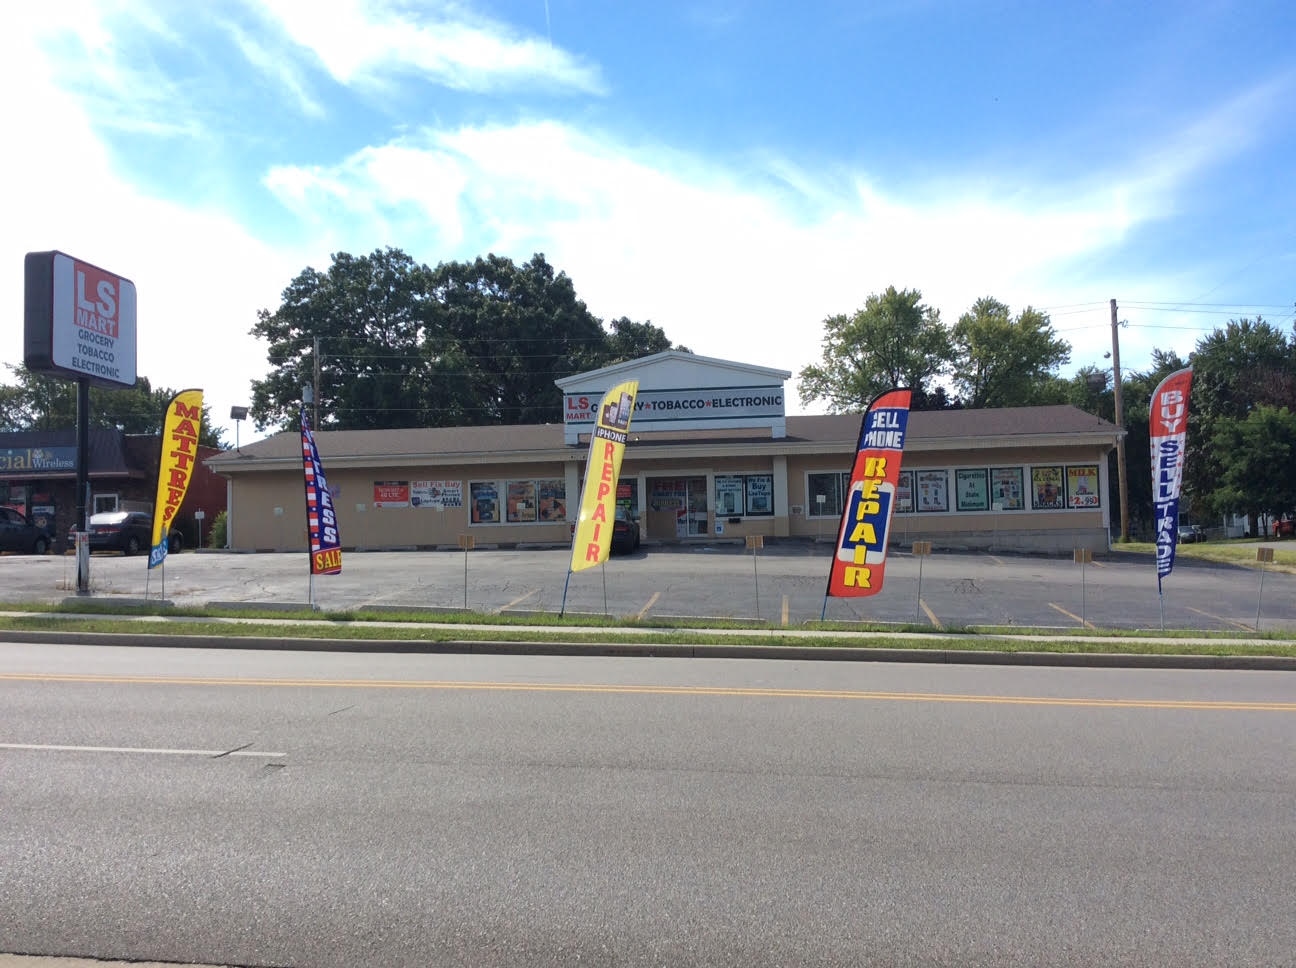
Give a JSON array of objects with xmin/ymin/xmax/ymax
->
[{"xmin": 1112, "ymin": 538, "xmax": 1296, "ymax": 572}]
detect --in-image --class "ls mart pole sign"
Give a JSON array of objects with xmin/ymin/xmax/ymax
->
[{"xmin": 24, "ymin": 250, "xmax": 137, "ymax": 388}]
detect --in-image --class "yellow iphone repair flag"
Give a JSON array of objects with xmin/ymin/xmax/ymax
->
[
  {"xmin": 570, "ymin": 379, "xmax": 638, "ymax": 572},
  {"xmin": 149, "ymin": 388, "xmax": 203, "ymax": 569}
]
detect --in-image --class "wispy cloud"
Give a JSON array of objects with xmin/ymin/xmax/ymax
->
[{"xmin": 254, "ymin": 0, "xmax": 607, "ymax": 95}]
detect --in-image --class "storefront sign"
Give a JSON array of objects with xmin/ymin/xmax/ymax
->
[
  {"xmin": 0, "ymin": 447, "xmax": 77, "ymax": 474},
  {"xmin": 563, "ymin": 384, "xmax": 783, "ymax": 438},
  {"xmin": 24, "ymin": 251, "xmax": 138, "ymax": 388}
]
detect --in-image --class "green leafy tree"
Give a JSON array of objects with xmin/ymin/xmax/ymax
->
[
  {"xmin": 798, "ymin": 286, "xmax": 951, "ymax": 412},
  {"xmin": 250, "ymin": 249, "xmax": 687, "ymax": 431},
  {"xmin": 428, "ymin": 253, "xmax": 610, "ymax": 425},
  {"xmin": 250, "ymin": 248, "xmax": 439, "ymax": 431},
  {"xmin": 603, "ymin": 317, "xmax": 689, "ymax": 363},
  {"xmin": 1207, "ymin": 406, "xmax": 1296, "ymax": 524},
  {"xmin": 949, "ymin": 298, "xmax": 1071, "ymax": 408},
  {"xmin": 0, "ymin": 366, "xmax": 224, "ymax": 447},
  {"xmin": 1182, "ymin": 319, "xmax": 1295, "ymax": 520}
]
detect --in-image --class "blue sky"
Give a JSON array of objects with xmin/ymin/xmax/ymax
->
[{"xmin": 6, "ymin": 1, "xmax": 1295, "ymax": 442}]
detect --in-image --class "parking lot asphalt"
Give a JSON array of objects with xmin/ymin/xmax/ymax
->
[{"xmin": 0, "ymin": 542, "xmax": 1292, "ymax": 635}]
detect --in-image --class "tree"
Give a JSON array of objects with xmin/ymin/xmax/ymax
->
[
  {"xmin": 1190, "ymin": 317, "xmax": 1294, "ymax": 421},
  {"xmin": 429, "ymin": 253, "xmax": 611, "ymax": 425},
  {"xmin": 949, "ymin": 298, "xmax": 1071, "ymax": 408},
  {"xmin": 602, "ymin": 317, "xmax": 689, "ymax": 363},
  {"xmin": 798, "ymin": 286, "xmax": 951, "ymax": 412},
  {"xmin": 1207, "ymin": 406, "xmax": 1296, "ymax": 524},
  {"xmin": 250, "ymin": 248, "xmax": 438, "ymax": 432},
  {"xmin": 1181, "ymin": 319, "xmax": 1296, "ymax": 520},
  {"xmin": 250, "ymin": 249, "xmax": 688, "ymax": 431},
  {"xmin": 0, "ymin": 365, "xmax": 224, "ymax": 447}
]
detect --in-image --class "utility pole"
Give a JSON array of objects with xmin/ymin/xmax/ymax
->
[
  {"xmin": 313, "ymin": 335, "xmax": 322, "ymax": 431},
  {"xmin": 1110, "ymin": 298, "xmax": 1130, "ymax": 542}
]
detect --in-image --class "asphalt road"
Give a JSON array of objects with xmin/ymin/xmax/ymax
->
[
  {"xmin": 2, "ymin": 642, "xmax": 1294, "ymax": 967},
  {"xmin": 1, "ymin": 543, "xmax": 1293, "ymax": 633}
]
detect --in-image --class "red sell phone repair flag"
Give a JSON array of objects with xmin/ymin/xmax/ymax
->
[{"xmin": 825, "ymin": 388, "xmax": 912, "ymax": 599}]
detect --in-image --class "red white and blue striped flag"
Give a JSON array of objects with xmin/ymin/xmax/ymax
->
[
  {"xmin": 1150, "ymin": 367, "xmax": 1193, "ymax": 593},
  {"xmin": 301, "ymin": 409, "xmax": 342, "ymax": 575}
]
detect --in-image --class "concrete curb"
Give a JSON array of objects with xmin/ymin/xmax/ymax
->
[{"xmin": 1, "ymin": 629, "xmax": 1293, "ymax": 671}]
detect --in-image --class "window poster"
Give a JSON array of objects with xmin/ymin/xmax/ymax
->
[
  {"xmin": 469, "ymin": 481, "xmax": 500, "ymax": 523},
  {"xmin": 1067, "ymin": 465, "xmax": 1101, "ymax": 508},
  {"xmin": 916, "ymin": 469, "xmax": 948, "ymax": 512},
  {"xmin": 990, "ymin": 467, "xmax": 1024, "ymax": 510},
  {"xmin": 411, "ymin": 480, "xmax": 463, "ymax": 510},
  {"xmin": 507, "ymin": 481, "xmax": 537, "ymax": 523},
  {"xmin": 744, "ymin": 475, "xmax": 774, "ymax": 515},
  {"xmin": 896, "ymin": 470, "xmax": 914, "ymax": 513},
  {"xmin": 537, "ymin": 479, "xmax": 566, "ymax": 521},
  {"xmin": 955, "ymin": 468, "xmax": 989, "ymax": 512},
  {"xmin": 1031, "ymin": 466, "xmax": 1065, "ymax": 510},
  {"xmin": 715, "ymin": 475, "xmax": 744, "ymax": 516},
  {"xmin": 372, "ymin": 480, "xmax": 410, "ymax": 509}
]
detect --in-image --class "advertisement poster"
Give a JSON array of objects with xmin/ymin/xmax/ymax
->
[
  {"xmin": 715, "ymin": 475, "xmax": 744, "ymax": 516},
  {"xmin": 411, "ymin": 480, "xmax": 462, "ymax": 510},
  {"xmin": 1067, "ymin": 465, "xmax": 1100, "ymax": 508},
  {"xmin": 470, "ymin": 482, "xmax": 500, "ymax": 523},
  {"xmin": 507, "ymin": 481, "xmax": 537, "ymax": 523},
  {"xmin": 372, "ymin": 481, "xmax": 410, "ymax": 509},
  {"xmin": 955, "ymin": 468, "xmax": 989, "ymax": 512},
  {"xmin": 990, "ymin": 468, "xmax": 1024, "ymax": 510},
  {"xmin": 916, "ymin": 469, "xmax": 948, "ymax": 512},
  {"xmin": 896, "ymin": 470, "xmax": 914, "ymax": 513},
  {"xmin": 538, "ymin": 480, "xmax": 566, "ymax": 521},
  {"xmin": 744, "ymin": 475, "xmax": 773, "ymax": 515},
  {"xmin": 1031, "ymin": 466, "xmax": 1064, "ymax": 510}
]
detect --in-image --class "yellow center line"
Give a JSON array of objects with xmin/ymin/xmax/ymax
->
[
  {"xmin": 637, "ymin": 591, "xmax": 661, "ymax": 620},
  {"xmin": 2, "ymin": 673, "xmax": 1293, "ymax": 712}
]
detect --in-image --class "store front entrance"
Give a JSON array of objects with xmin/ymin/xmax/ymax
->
[{"xmin": 645, "ymin": 476, "xmax": 708, "ymax": 541}]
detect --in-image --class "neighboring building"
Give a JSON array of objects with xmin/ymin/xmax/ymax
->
[
  {"xmin": 207, "ymin": 352, "xmax": 1122, "ymax": 556},
  {"xmin": 0, "ymin": 429, "xmax": 227, "ymax": 549}
]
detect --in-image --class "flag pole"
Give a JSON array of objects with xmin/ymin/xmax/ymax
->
[{"xmin": 560, "ymin": 568, "xmax": 572, "ymax": 617}]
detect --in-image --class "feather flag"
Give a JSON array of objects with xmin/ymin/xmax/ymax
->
[{"xmin": 825, "ymin": 388, "xmax": 912, "ymax": 597}]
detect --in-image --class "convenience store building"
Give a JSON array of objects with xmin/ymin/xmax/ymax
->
[{"xmin": 207, "ymin": 352, "xmax": 1122, "ymax": 555}]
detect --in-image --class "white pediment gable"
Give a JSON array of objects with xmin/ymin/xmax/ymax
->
[{"xmin": 555, "ymin": 351, "xmax": 790, "ymax": 392}]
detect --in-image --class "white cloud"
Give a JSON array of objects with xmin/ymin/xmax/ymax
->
[
  {"xmin": 254, "ymin": 0, "xmax": 607, "ymax": 95},
  {"xmin": 0, "ymin": 14, "xmax": 307, "ymax": 444},
  {"xmin": 260, "ymin": 118, "xmax": 1193, "ymax": 406}
]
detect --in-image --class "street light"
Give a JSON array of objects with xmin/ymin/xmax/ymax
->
[{"xmin": 229, "ymin": 405, "xmax": 248, "ymax": 452}]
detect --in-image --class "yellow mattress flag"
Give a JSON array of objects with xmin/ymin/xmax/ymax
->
[
  {"xmin": 149, "ymin": 388, "xmax": 203, "ymax": 568},
  {"xmin": 570, "ymin": 379, "xmax": 638, "ymax": 572}
]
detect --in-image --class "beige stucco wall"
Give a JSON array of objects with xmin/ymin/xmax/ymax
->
[
  {"xmin": 220, "ymin": 441, "xmax": 1113, "ymax": 555},
  {"xmin": 785, "ymin": 444, "xmax": 1113, "ymax": 554}
]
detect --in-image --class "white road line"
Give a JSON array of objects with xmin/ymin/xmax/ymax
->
[{"xmin": 0, "ymin": 742, "xmax": 285, "ymax": 758}]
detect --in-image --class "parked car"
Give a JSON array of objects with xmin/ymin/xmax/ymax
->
[
  {"xmin": 611, "ymin": 506, "xmax": 641, "ymax": 554},
  {"xmin": 0, "ymin": 506, "xmax": 52, "ymax": 554},
  {"xmin": 1274, "ymin": 518, "xmax": 1295, "ymax": 538},
  {"xmin": 85, "ymin": 511, "xmax": 182, "ymax": 556},
  {"xmin": 1177, "ymin": 524, "xmax": 1206, "ymax": 544}
]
